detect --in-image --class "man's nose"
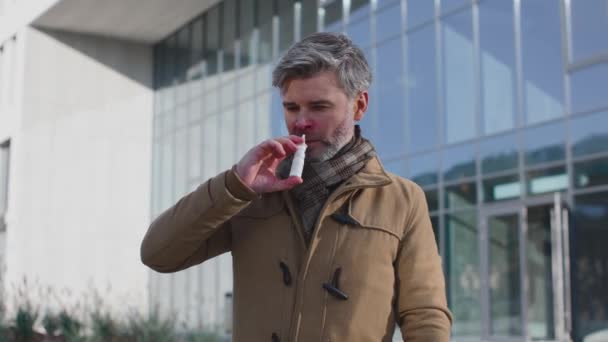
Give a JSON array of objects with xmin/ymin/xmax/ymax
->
[{"xmin": 294, "ymin": 115, "xmax": 313, "ymax": 132}]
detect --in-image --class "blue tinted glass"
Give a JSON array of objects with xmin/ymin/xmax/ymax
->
[
  {"xmin": 480, "ymin": 132, "xmax": 518, "ymax": 174},
  {"xmin": 350, "ymin": 0, "xmax": 370, "ymax": 22},
  {"xmin": 383, "ymin": 158, "xmax": 405, "ymax": 176},
  {"xmin": 375, "ymin": 38, "xmax": 406, "ymax": 158},
  {"xmin": 571, "ymin": 111, "xmax": 608, "ymax": 158},
  {"xmin": 324, "ymin": 0, "xmax": 343, "ymax": 33},
  {"xmin": 377, "ymin": 0, "xmax": 399, "ymax": 10},
  {"xmin": 347, "ymin": 17, "xmax": 371, "ymax": 48},
  {"xmin": 407, "ymin": 152, "xmax": 439, "ymax": 186},
  {"xmin": 571, "ymin": 63, "xmax": 608, "ymax": 114},
  {"xmin": 279, "ymin": 0, "xmax": 295, "ymax": 52},
  {"xmin": 407, "ymin": 0, "xmax": 434, "ymax": 28},
  {"xmin": 441, "ymin": 0, "xmax": 470, "ymax": 13},
  {"xmin": 222, "ymin": 0, "xmax": 236, "ymax": 73},
  {"xmin": 301, "ymin": 0, "xmax": 318, "ymax": 37},
  {"xmin": 443, "ymin": 10, "xmax": 476, "ymax": 144},
  {"xmin": 480, "ymin": 0, "xmax": 515, "ymax": 135},
  {"xmin": 521, "ymin": 0, "xmax": 564, "ymax": 125},
  {"xmin": 571, "ymin": 0, "xmax": 608, "ymax": 61},
  {"xmin": 376, "ymin": 3, "xmax": 402, "ymax": 43},
  {"xmin": 258, "ymin": 0, "xmax": 274, "ymax": 64},
  {"xmin": 443, "ymin": 143, "xmax": 476, "ymax": 181},
  {"xmin": 407, "ymin": 26, "xmax": 437, "ymax": 152},
  {"xmin": 271, "ymin": 89, "xmax": 287, "ymax": 137},
  {"xmin": 524, "ymin": 121, "xmax": 566, "ymax": 166}
]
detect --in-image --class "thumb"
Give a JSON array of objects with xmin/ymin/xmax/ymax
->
[{"xmin": 267, "ymin": 176, "xmax": 303, "ymax": 193}]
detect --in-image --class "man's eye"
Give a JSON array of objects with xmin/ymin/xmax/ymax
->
[
  {"xmin": 312, "ymin": 105, "xmax": 327, "ymax": 111},
  {"xmin": 285, "ymin": 106, "xmax": 298, "ymax": 111}
]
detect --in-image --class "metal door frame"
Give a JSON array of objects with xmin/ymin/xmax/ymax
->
[{"xmin": 479, "ymin": 193, "xmax": 572, "ymax": 342}]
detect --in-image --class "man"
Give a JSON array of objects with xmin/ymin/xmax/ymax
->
[{"xmin": 141, "ymin": 32, "xmax": 452, "ymax": 341}]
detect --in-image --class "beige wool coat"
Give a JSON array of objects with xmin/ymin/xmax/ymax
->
[{"xmin": 141, "ymin": 157, "xmax": 452, "ymax": 341}]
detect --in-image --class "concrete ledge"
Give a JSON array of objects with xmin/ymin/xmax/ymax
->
[{"xmin": 33, "ymin": 0, "xmax": 221, "ymax": 44}]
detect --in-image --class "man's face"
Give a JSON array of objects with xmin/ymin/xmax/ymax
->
[{"xmin": 281, "ymin": 71, "xmax": 367, "ymax": 162}]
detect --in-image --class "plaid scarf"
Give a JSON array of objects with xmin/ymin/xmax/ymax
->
[{"xmin": 279, "ymin": 126, "xmax": 376, "ymax": 243}]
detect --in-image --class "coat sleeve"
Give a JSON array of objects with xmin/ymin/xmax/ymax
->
[
  {"xmin": 140, "ymin": 168, "xmax": 258, "ymax": 273},
  {"xmin": 395, "ymin": 184, "xmax": 453, "ymax": 341}
]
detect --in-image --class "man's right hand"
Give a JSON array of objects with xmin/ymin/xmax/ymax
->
[{"xmin": 235, "ymin": 135, "xmax": 304, "ymax": 194}]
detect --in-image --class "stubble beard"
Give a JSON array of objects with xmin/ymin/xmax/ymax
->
[{"xmin": 306, "ymin": 112, "xmax": 355, "ymax": 163}]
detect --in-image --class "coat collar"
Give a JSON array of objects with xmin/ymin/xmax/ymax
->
[{"xmin": 336, "ymin": 155, "xmax": 392, "ymax": 193}]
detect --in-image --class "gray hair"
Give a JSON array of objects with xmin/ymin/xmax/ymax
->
[{"xmin": 272, "ymin": 32, "xmax": 372, "ymax": 98}]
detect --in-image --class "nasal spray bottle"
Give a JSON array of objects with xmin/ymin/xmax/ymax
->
[{"xmin": 289, "ymin": 135, "xmax": 307, "ymax": 177}]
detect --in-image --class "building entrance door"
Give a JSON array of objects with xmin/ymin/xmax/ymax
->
[{"xmin": 480, "ymin": 193, "xmax": 572, "ymax": 341}]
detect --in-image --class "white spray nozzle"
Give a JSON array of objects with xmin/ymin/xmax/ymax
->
[{"xmin": 289, "ymin": 135, "xmax": 307, "ymax": 177}]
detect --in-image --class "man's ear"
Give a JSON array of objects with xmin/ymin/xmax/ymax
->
[{"xmin": 353, "ymin": 91, "xmax": 368, "ymax": 121}]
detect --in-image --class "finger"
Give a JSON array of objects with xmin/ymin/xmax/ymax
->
[
  {"xmin": 269, "ymin": 176, "xmax": 303, "ymax": 192},
  {"xmin": 287, "ymin": 135, "xmax": 304, "ymax": 144},
  {"xmin": 274, "ymin": 137, "xmax": 299, "ymax": 154},
  {"xmin": 259, "ymin": 139, "xmax": 287, "ymax": 159}
]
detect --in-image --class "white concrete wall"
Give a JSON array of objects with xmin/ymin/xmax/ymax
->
[{"xmin": 4, "ymin": 27, "xmax": 153, "ymax": 313}]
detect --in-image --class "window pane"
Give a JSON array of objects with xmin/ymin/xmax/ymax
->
[
  {"xmin": 574, "ymin": 157, "xmax": 608, "ymax": 189},
  {"xmin": 301, "ymin": 0, "xmax": 318, "ymax": 38},
  {"xmin": 219, "ymin": 108, "xmax": 236, "ymax": 170},
  {"xmin": 222, "ymin": 0, "xmax": 237, "ymax": 73},
  {"xmin": 443, "ymin": 9, "xmax": 476, "ymax": 144},
  {"xmin": 570, "ymin": 63, "xmax": 608, "ymax": 114},
  {"xmin": 445, "ymin": 210, "xmax": 481, "ymax": 336},
  {"xmin": 323, "ymin": 0, "xmax": 343, "ymax": 33},
  {"xmin": 279, "ymin": 0, "xmax": 295, "ymax": 52},
  {"xmin": 375, "ymin": 38, "xmax": 405, "ymax": 158},
  {"xmin": 526, "ymin": 166, "xmax": 567, "ymax": 196},
  {"xmin": 175, "ymin": 128, "xmax": 188, "ymax": 198},
  {"xmin": 445, "ymin": 182, "xmax": 476, "ymax": 209},
  {"xmin": 350, "ymin": 0, "xmax": 370, "ymax": 23},
  {"xmin": 571, "ymin": 0, "xmax": 608, "ymax": 61},
  {"xmin": 202, "ymin": 115, "xmax": 219, "ymax": 179},
  {"xmin": 431, "ymin": 215, "xmax": 440, "ymax": 250},
  {"xmin": 239, "ymin": 0, "xmax": 255, "ymax": 69},
  {"xmin": 480, "ymin": 132, "xmax": 518, "ymax": 174},
  {"xmin": 407, "ymin": 25, "xmax": 437, "ymax": 152},
  {"xmin": 441, "ymin": 0, "xmax": 470, "ymax": 13},
  {"xmin": 383, "ymin": 158, "xmax": 405, "ymax": 176},
  {"xmin": 407, "ymin": 0, "xmax": 434, "ymax": 28},
  {"xmin": 443, "ymin": 143, "xmax": 476, "ymax": 182},
  {"xmin": 523, "ymin": 121, "xmax": 566, "ymax": 167},
  {"xmin": 521, "ymin": 0, "xmax": 564, "ymax": 125},
  {"xmin": 190, "ymin": 17, "xmax": 204, "ymax": 81},
  {"xmin": 480, "ymin": 0, "xmax": 515, "ymax": 135},
  {"xmin": 189, "ymin": 123, "xmax": 201, "ymax": 180},
  {"xmin": 236, "ymin": 100, "xmax": 257, "ymax": 157},
  {"xmin": 407, "ymin": 152, "xmax": 439, "ymax": 187},
  {"xmin": 483, "ymin": 174, "xmax": 521, "ymax": 203},
  {"xmin": 571, "ymin": 110, "xmax": 608, "ymax": 158},
  {"xmin": 258, "ymin": 0, "xmax": 274, "ymax": 64},
  {"xmin": 376, "ymin": 3, "xmax": 402, "ymax": 43},
  {"xmin": 206, "ymin": 6, "xmax": 221, "ymax": 78},
  {"xmin": 573, "ymin": 191, "xmax": 608, "ymax": 341},
  {"xmin": 426, "ymin": 189, "xmax": 439, "ymax": 212},
  {"xmin": 346, "ymin": 15, "xmax": 371, "ymax": 48}
]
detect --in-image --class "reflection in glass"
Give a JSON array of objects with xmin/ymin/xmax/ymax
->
[
  {"xmin": 525, "ymin": 205, "xmax": 555, "ymax": 339},
  {"xmin": 526, "ymin": 166, "xmax": 567, "ymax": 196},
  {"xmin": 206, "ymin": 6, "xmax": 221, "ymax": 78},
  {"xmin": 523, "ymin": 121, "xmax": 565, "ymax": 167},
  {"xmin": 375, "ymin": 38, "xmax": 405, "ymax": 158},
  {"xmin": 425, "ymin": 189, "xmax": 439, "ymax": 212},
  {"xmin": 202, "ymin": 115, "xmax": 219, "ymax": 179},
  {"xmin": 487, "ymin": 213, "xmax": 522, "ymax": 336},
  {"xmin": 445, "ymin": 182, "xmax": 476, "ymax": 209},
  {"xmin": 347, "ymin": 16, "xmax": 371, "ymax": 48},
  {"xmin": 443, "ymin": 10, "xmax": 476, "ymax": 144},
  {"xmin": 521, "ymin": 0, "xmax": 564, "ymax": 125},
  {"xmin": 571, "ymin": 64, "xmax": 608, "ymax": 114},
  {"xmin": 279, "ymin": 0, "xmax": 295, "ymax": 52},
  {"xmin": 483, "ymin": 174, "xmax": 520, "ymax": 202},
  {"xmin": 480, "ymin": 0, "xmax": 515, "ymax": 135},
  {"xmin": 221, "ymin": 0, "xmax": 236, "ymax": 73},
  {"xmin": 350, "ymin": 0, "xmax": 370, "ymax": 22},
  {"xmin": 258, "ymin": 0, "xmax": 274, "ymax": 64},
  {"xmin": 236, "ymin": 100, "xmax": 256, "ymax": 157},
  {"xmin": 175, "ymin": 128, "xmax": 188, "ymax": 198},
  {"xmin": 189, "ymin": 123, "xmax": 201, "ymax": 181},
  {"xmin": 573, "ymin": 192, "xmax": 608, "ymax": 341},
  {"xmin": 571, "ymin": 0, "xmax": 608, "ymax": 61},
  {"xmin": 301, "ymin": 0, "xmax": 318, "ymax": 38},
  {"xmin": 219, "ymin": 108, "xmax": 236, "ymax": 170},
  {"xmin": 407, "ymin": 0, "xmax": 434, "ymax": 28},
  {"xmin": 431, "ymin": 215, "xmax": 440, "ymax": 251},
  {"xmin": 445, "ymin": 211, "xmax": 481, "ymax": 336},
  {"xmin": 480, "ymin": 133, "xmax": 518, "ymax": 174},
  {"xmin": 406, "ymin": 26, "xmax": 437, "ymax": 153},
  {"xmin": 375, "ymin": 3, "xmax": 402, "ymax": 43},
  {"xmin": 383, "ymin": 159, "xmax": 405, "ymax": 176},
  {"xmin": 256, "ymin": 91, "xmax": 272, "ymax": 141},
  {"xmin": 571, "ymin": 111, "xmax": 608, "ymax": 158},
  {"xmin": 574, "ymin": 157, "xmax": 608, "ymax": 189},
  {"xmin": 407, "ymin": 152, "xmax": 438, "ymax": 186},
  {"xmin": 239, "ymin": 0, "xmax": 255, "ymax": 69},
  {"xmin": 323, "ymin": 0, "xmax": 343, "ymax": 33},
  {"xmin": 443, "ymin": 143, "xmax": 476, "ymax": 182}
]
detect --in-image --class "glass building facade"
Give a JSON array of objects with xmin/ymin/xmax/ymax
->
[{"xmin": 151, "ymin": 0, "xmax": 608, "ymax": 340}]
